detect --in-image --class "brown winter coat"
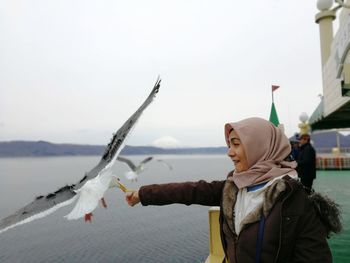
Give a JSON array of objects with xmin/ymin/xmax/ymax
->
[{"xmin": 139, "ymin": 174, "xmax": 332, "ymax": 263}]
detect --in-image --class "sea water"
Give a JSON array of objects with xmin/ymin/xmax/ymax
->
[{"xmin": 0, "ymin": 156, "xmax": 349, "ymax": 262}]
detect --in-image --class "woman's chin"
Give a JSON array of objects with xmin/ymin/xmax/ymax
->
[
  {"xmin": 235, "ymin": 165, "xmax": 248, "ymax": 173},
  {"xmin": 234, "ymin": 163, "xmax": 241, "ymax": 172}
]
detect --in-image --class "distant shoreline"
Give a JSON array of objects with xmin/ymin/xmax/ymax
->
[
  {"xmin": 1, "ymin": 131, "xmax": 350, "ymax": 157},
  {"xmin": 0, "ymin": 141, "xmax": 227, "ymax": 157}
]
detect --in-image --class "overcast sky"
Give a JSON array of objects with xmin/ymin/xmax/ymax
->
[{"xmin": 0, "ymin": 0, "xmax": 329, "ymax": 147}]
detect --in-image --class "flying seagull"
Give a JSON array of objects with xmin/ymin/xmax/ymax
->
[
  {"xmin": 0, "ymin": 77, "xmax": 161, "ymax": 234},
  {"xmin": 117, "ymin": 156, "xmax": 173, "ymax": 181},
  {"xmin": 157, "ymin": 159, "xmax": 173, "ymax": 170},
  {"xmin": 117, "ymin": 156, "xmax": 154, "ymax": 181}
]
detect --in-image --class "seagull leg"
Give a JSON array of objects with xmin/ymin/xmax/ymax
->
[
  {"xmin": 85, "ymin": 213, "xmax": 93, "ymax": 222},
  {"xmin": 101, "ymin": 197, "xmax": 107, "ymax": 208}
]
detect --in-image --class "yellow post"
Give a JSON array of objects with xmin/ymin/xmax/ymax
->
[
  {"xmin": 205, "ymin": 207, "xmax": 225, "ymax": 263},
  {"xmin": 315, "ymin": 9, "xmax": 336, "ymax": 67}
]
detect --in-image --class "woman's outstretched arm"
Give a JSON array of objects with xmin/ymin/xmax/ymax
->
[{"xmin": 125, "ymin": 180, "xmax": 225, "ymax": 207}]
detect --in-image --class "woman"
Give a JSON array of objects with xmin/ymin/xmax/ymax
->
[{"xmin": 126, "ymin": 117, "xmax": 340, "ymax": 263}]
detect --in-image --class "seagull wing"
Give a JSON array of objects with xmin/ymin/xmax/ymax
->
[
  {"xmin": 117, "ymin": 156, "xmax": 137, "ymax": 171},
  {"xmin": 157, "ymin": 159, "xmax": 173, "ymax": 170},
  {"xmin": 140, "ymin": 156, "xmax": 153, "ymax": 165},
  {"xmin": 64, "ymin": 77, "xmax": 160, "ymax": 220},
  {"xmin": 0, "ymin": 77, "xmax": 161, "ymax": 234},
  {"xmin": 65, "ymin": 77, "xmax": 161, "ymax": 219},
  {"xmin": 0, "ymin": 185, "xmax": 77, "ymax": 234},
  {"xmin": 74, "ymin": 77, "xmax": 161, "ymax": 188}
]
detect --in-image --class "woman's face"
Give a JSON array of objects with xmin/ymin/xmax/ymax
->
[{"xmin": 227, "ymin": 129, "xmax": 249, "ymax": 173}]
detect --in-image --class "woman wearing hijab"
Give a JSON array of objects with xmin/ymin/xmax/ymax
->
[{"xmin": 125, "ymin": 117, "xmax": 340, "ymax": 263}]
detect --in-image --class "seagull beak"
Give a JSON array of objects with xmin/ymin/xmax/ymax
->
[
  {"xmin": 116, "ymin": 180, "xmax": 135, "ymax": 193},
  {"xmin": 116, "ymin": 181, "xmax": 128, "ymax": 193}
]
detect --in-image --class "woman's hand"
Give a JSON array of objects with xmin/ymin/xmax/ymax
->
[{"xmin": 126, "ymin": 189, "xmax": 140, "ymax": 206}]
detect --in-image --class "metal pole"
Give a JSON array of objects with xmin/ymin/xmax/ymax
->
[{"xmin": 336, "ymin": 130, "xmax": 341, "ymax": 153}]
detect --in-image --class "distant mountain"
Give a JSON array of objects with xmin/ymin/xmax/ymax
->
[
  {"xmin": 0, "ymin": 141, "xmax": 227, "ymax": 157},
  {"xmin": 122, "ymin": 145, "xmax": 227, "ymax": 155},
  {"xmin": 289, "ymin": 131, "xmax": 350, "ymax": 153},
  {"xmin": 1, "ymin": 131, "xmax": 349, "ymax": 157},
  {"xmin": 311, "ymin": 132, "xmax": 350, "ymax": 149},
  {"xmin": 0, "ymin": 141, "xmax": 105, "ymax": 157}
]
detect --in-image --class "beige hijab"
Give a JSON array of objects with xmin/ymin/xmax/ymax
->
[{"xmin": 224, "ymin": 117, "xmax": 296, "ymax": 189}]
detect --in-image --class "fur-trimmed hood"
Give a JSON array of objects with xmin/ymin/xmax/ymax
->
[{"xmin": 308, "ymin": 191, "xmax": 342, "ymax": 237}]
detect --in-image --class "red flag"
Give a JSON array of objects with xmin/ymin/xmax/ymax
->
[{"xmin": 272, "ymin": 85, "xmax": 280, "ymax": 92}]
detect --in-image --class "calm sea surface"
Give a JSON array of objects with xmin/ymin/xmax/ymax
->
[{"xmin": 0, "ymin": 155, "xmax": 349, "ymax": 263}]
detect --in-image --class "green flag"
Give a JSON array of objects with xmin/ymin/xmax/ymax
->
[{"xmin": 269, "ymin": 102, "xmax": 280, "ymax": 127}]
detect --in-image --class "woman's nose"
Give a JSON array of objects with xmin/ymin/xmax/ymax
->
[{"xmin": 227, "ymin": 147, "xmax": 235, "ymax": 157}]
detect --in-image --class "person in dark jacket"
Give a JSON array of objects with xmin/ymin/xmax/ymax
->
[
  {"xmin": 290, "ymin": 139, "xmax": 300, "ymax": 160},
  {"xmin": 296, "ymin": 133, "xmax": 316, "ymax": 193},
  {"xmin": 125, "ymin": 117, "xmax": 340, "ymax": 263}
]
